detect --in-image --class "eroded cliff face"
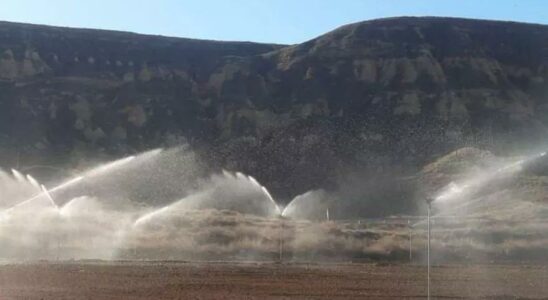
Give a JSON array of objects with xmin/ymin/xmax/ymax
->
[{"xmin": 1, "ymin": 17, "xmax": 548, "ymax": 200}]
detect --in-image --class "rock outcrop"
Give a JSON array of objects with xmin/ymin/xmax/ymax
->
[{"xmin": 1, "ymin": 17, "xmax": 548, "ymax": 200}]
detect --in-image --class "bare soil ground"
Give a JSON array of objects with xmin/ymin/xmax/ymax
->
[{"xmin": 0, "ymin": 261, "xmax": 547, "ymax": 299}]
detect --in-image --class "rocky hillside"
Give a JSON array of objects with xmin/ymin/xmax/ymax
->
[{"xmin": 1, "ymin": 17, "xmax": 548, "ymax": 201}]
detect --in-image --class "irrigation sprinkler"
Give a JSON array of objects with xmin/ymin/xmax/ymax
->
[{"xmin": 426, "ymin": 197, "xmax": 434, "ymax": 300}]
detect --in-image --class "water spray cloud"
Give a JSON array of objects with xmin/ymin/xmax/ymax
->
[{"xmin": 0, "ymin": 146, "xmax": 546, "ymax": 262}]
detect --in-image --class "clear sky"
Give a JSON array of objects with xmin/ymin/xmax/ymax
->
[{"xmin": 1, "ymin": 0, "xmax": 547, "ymax": 44}]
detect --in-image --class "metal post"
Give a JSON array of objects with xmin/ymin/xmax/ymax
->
[
  {"xmin": 427, "ymin": 201, "xmax": 431, "ymax": 300},
  {"xmin": 57, "ymin": 236, "xmax": 60, "ymax": 261},
  {"xmin": 279, "ymin": 216, "xmax": 284, "ymax": 262},
  {"xmin": 408, "ymin": 219, "xmax": 412, "ymax": 262}
]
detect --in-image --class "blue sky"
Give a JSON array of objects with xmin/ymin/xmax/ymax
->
[{"xmin": 1, "ymin": 0, "xmax": 547, "ymax": 44}]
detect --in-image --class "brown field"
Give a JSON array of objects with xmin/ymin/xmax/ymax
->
[{"xmin": 0, "ymin": 261, "xmax": 547, "ymax": 299}]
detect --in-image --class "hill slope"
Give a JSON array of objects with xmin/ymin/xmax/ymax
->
[{"xmin": 1, "ymin": 17, "xmax": 548, "ymax": 200}]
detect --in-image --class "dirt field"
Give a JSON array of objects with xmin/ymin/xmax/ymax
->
[{"xmin": 0, "ymin": 261, "xmax": 547, "ymax": 299}]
